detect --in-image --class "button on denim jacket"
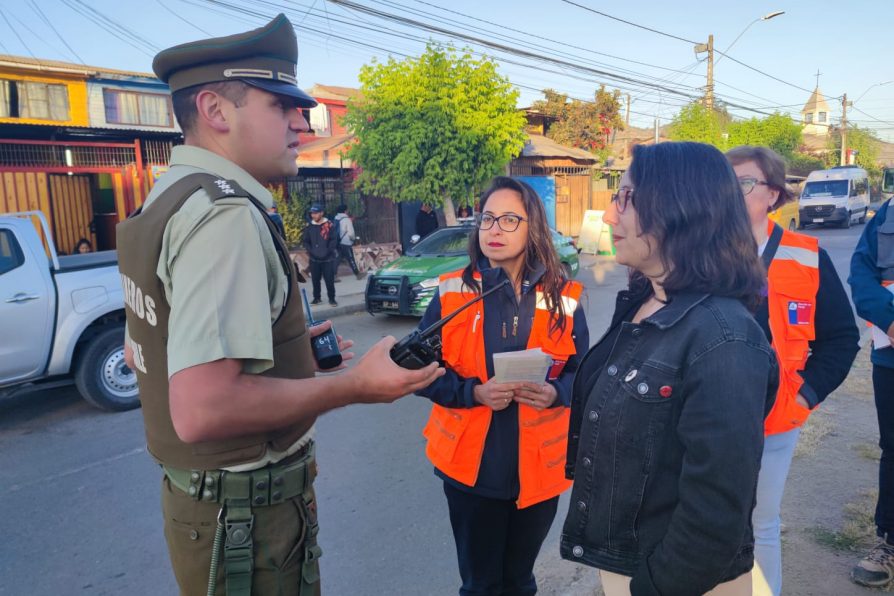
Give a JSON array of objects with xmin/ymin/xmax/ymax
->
[{"xmin": 561, "ymin": 288, "xmax": 778, "ymax": 596}]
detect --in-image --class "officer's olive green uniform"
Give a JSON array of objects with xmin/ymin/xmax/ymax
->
[{"xmin": 117, "ymin": 14, "xmax": 322, "ymax": 596}]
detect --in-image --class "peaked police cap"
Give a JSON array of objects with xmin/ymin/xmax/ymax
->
[{"xmin": 152, "ymin": 13, "xmax": 317, "ymax": 107}]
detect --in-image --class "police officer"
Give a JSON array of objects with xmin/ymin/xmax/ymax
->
[{"xmin": 117, "ymin": 14, "xmax": 443, "ymax": 596}]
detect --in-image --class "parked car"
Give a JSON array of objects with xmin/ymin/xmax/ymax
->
[
  {"xmin": 365, "ymin": 224, "xmax": 580, "ymax": 316},
  {"xmin": 768, "ymin": 176, "xmax": 803, "ymax": 231},
  {"xmin": 0, "ymin": 211, "xmax": 137, "ymax": 411},
  {"xmin": 798, "ymin": 166, "xmax": 870, "ymax": 228}
]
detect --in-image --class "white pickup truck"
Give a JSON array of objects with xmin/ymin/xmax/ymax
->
[{"xmin": 0, "ymin": 211, "xmax": 138, "ymax": 411}]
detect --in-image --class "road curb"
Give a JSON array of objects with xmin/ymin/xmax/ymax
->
[{"xmin": 312, "ymin": 297, "xmax": 367, "ymax": 320}]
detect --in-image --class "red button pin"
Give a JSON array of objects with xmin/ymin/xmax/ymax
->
[{"xmin": 659, "ymin": 385, "xmax": 673, "ymax": 398}]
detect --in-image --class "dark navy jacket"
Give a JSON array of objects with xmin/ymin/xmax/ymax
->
[
  {"xmin": 416, "ymin": 260, "xmax": 589, "ymax": 501},
  {"xmin": 849, "ymin": 199, "xmax": 894, "ymax": 369},
  {"xmin": 561, "ymin": 286, "xmax": 777, "ymax": 595}
]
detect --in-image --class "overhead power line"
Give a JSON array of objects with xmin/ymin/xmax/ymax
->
[
  {"xmin": 28, "ymin": 0, "xmax": 85, "ymax": 64},
  {"xmin": 556, "ymin": 0, "xmax": 698, "ymax": 45}
]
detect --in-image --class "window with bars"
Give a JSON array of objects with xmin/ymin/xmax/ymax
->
[
  {"xmin": 805, "ymin": 112, "xmax": 814, "ymax": 124},
  {"xmin": 818, "ymin": 112, "xmax": 827, "ymax": 123},
  {"xmin": 103, "ymin": 88, "xmax": 173, "ymax": 127},
  {"xmin": 0, "ymin": 79, "xmax": 70, "ymax": 121}
]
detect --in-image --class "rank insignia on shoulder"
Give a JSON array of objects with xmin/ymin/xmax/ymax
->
[{"xmin": 202, "ymin": 177, "xmax": 248, "ymax": 201}]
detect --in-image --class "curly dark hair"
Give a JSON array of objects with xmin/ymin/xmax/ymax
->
[
  {"xmin": 627, "ymin": 142, "xmax": 764, "ymax": 309},
  {"xmin": 461, "ymin": 176, "xmax": 570, "ymax": 333}
]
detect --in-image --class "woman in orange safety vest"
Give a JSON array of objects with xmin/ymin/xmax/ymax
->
[
  {"xmin": 415, "ymin": 176, "xmax": 589, "ymax": 596},
  {"xmin": 727, "ymin": 146, "xmax": 860, "ymax": 595}
]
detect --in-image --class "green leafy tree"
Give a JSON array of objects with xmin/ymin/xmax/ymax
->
[
  {"xmin": 344, "ymin": 44, "xmax": 526, "ymax": 224},
  {"xmin": 268, "ymin": 185, "xmax": 307, "ymax": 248},
  {"xmin": 530, "ymin": 85, "xmax": 624, "ymax": 160},
  {"xmin": 786, "ymin": 152, "xmax": 826, "ymax": 177},
  {"xmin": 825, "ymin": 125, "xmax": 882, "ymax": 178},
  {"xmin": 728, "ymin": 113, "xmax": 802, "ymax": 157},
  {"xmin": 667, "ymin": 103, "xmax": 725, "ymax": 146}
]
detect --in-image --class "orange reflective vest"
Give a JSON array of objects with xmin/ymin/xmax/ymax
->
[
  {"xmin": 422, "ymin": 269, "xmax": 582, "ymax": 509},
  {"xmin": 764, "ymin": 221, "xmax": 820, "ymax": 436}
]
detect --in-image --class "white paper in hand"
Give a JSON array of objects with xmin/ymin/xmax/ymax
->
[{"xmin": 492, "ymin": 348, "xmax": 553, "ymax": 383}]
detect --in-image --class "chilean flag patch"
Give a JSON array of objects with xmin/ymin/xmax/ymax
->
[
  {"xmin": 547, "ymin": 359, "xmax": 566, "ymax": 381},
  {"xmin": 788, "ymin": 301, "xmax": 812, "ymax": 325}
]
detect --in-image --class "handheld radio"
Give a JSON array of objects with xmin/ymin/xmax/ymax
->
[
  {"xmin": 390, "ymin": 279, "xmax": 509, "ymax": 369},
  {"xmin": 302, "ymin": 289, "xmax": 343, "ymax": 370}
]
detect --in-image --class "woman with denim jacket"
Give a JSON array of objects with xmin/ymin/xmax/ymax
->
[{"xmin": 560, "ymin": 142, "xmax": 779, "ymax": 596}]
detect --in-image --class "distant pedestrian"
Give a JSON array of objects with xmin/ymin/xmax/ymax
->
[
  {"xmin": 267, "ymin": 203, "xmax": 286, "ymax": 239},
  {"xmin": 334, "ymin": 204, "xmax": 363, "ymax": 279},
  {"xmin": 849, "ymin": 196, "xmax": 894, "ymax": 588},
  {"xmin": 416, "ymin": 203, "xmax": 438, "ymax": 239},
  {"xmin": 74, "ymin": 238, "xmax": 93, "ymax": 253},
  {"xmin": 727, "ymin": 145, "xmax": 859, "ymax": 596},
  {"xmin": 304, "ymin": 204, "xmax": 338, "ymax": 306}
]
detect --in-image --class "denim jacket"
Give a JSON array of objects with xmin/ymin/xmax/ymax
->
[{"xmin": 561, "ymin": 287, "xmax": 778, "ymax": 596}]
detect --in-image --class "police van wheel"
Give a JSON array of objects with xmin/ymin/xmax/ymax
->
[
  {"xmin": 859, "ymin": 208, "xmax": 868, "ymax": 224},
  {"xmin": 840, "ymin": 211, "xmax": 852, "ymax": 229},
  {"xmin": 75, "ymin": 325, "xmax": 141, "ymax": 412}
]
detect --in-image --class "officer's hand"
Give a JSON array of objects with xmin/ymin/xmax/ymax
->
[
  {"xmin": 474, "ymin": 378, "xmax": 526, "ymax": 411},
  {"xmin": 888, "ymin": 322, "xmax": 894, "ymax": 342},
  {"xmin": 349, "ymin": 336, "xmax": 444, "ymax": 403},
  {"xmin": 309, "ymin": 321, "xmax": 354, "ymax": 372},
  {"xmin": 513, "ymin": 382, "xmax": 558, "ymax": 411}
]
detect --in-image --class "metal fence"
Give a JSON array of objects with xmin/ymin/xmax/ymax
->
[{"xmin": 283, "ymin": 174, "xmax": 397, "ymax": 244}]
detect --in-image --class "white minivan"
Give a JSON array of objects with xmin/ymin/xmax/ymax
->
[{"xmin": 798, "ymin": 166, "xmax": 870, "ymax": 228}]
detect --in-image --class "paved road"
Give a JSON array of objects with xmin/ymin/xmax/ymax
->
[{"xmin": 0, "ymin": 226, "xmax": 867, "ymax": 595}]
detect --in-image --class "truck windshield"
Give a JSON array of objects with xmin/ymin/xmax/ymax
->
[
  {"xmin": 803, "ymin": 180, "xmax": 849, "ymax": 198},
  {"xmin": 407, "ymin": 227, "xmax": 472, "ymax": 256},
  {"xmin": 883, "ymin": 168, "xmax": 894, "ymax": 193}
]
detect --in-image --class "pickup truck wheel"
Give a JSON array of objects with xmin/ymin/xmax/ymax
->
[{"xmin": 75, "ymin": 325, "xmax": 140, "ymax": 412}]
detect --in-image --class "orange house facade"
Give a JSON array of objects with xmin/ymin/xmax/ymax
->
[{"xmin": 0, "ymin": 55, "xmax": 179, "ymax": 253}]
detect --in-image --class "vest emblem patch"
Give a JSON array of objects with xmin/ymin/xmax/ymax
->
[{"xmin": 787, "ymin": 300, "xmax": 812, "ymax": 325}]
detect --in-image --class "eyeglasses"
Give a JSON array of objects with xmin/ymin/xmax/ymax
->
[
  {"xmin": 738, "ymin": 177, "xmax": 771, "ymax": 196},
  {"xmin": 611, "ymin": 186, "xmax": 635, "ymax": 213},
  {"xmin": 477, "ymin": 213, "xmax": 527, "ymax": 232}
]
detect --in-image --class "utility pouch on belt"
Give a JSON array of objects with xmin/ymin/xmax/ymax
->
[
  {"xmin": 299, "ymin": 488, "xmax": 322, "ymax": 596},
  {"xmin": 162, "ymin": 443, "xmax": 320, "ymax": 596}
]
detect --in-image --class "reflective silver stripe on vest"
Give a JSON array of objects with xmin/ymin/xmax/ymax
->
[
  {"xmin": 440, "ymin": 276, "xmax": 472, "ymax": 295},
  {"xmin": 774, "ymin": 245, "xmax": 818, "ymax": 269},
  {"xmin": 535, "ymin": 291, "xmax": 579, "ymax": 313}
]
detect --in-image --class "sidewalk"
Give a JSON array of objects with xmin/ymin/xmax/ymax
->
[{"xmin": 300, "ymin": 263, "xmax": 370, "ymax": 320}]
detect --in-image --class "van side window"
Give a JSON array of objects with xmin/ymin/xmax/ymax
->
[{"xmin": 0, "ymin": 229, "xmax": 25, "ymax": 275}]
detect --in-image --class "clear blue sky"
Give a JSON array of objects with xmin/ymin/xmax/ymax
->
[{"xmin": 6, "ymin": 0, "xmax": 894, "ymax": 140}]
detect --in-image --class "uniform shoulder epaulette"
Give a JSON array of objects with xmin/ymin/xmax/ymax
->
[{"xmin": 200, "ymin": 177, "xmax": 250, "ymax": 202}]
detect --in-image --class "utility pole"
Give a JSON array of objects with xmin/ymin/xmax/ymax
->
[
  {"xmin": 694, "ymin": 35, "xmax": 714, "ymax": 110},
  {"xmin": 840, "ymin": 93, "xmax": 850, "ymax": 166},
  {"xmin": 625, "ymin": 94, "xmax": 631, "ymax": 127},
  {"xmin": 706, "ymin": 35, "xmax": 714, "ymax": 110}
]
